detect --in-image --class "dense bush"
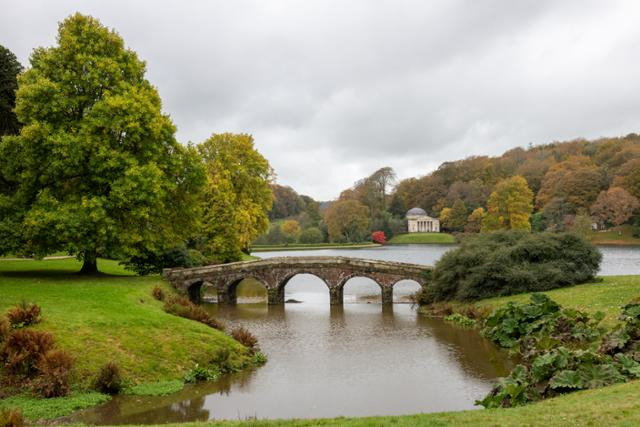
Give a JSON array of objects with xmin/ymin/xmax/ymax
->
[
  {"xmin": 94, "ymin": 362, "xmax": 123, "ymax": 395},
  {"xmin": 151, "ymin": 286, "xmax": 165, "ymax": 301},
  {"xmin": 2, "ymin": 329, "xmax": 55, "ymax": 377},
  {"xmin": 230, "ymin": 327, "xmax": 259, "ymax": 353},
  {"xmin": 122, "ymin": 246, "xmax": 207, "ymax": 275},
  {"xmin": 32, "ymin": 349, "xmax": 73, "ymax": 398},
  {"xmin": 298, "ymin": 227, "xmax": 324, "ymax": 244},
  {"xmin": 418, "ymin": 231, "xmax": 601, "ymax": 303},
  {"xmin": 6, "ymin": 302, "xmax": 41, "ymax": 328},
  {"xmin": 163, "ymin": 296, "xmax": 226, "ymax": 331},
  {"xmin": 0, "ymin": 408, "xmax": 24, "ymax": 427},
  {"xmin": 478, "ymin": 294, "xmax": 640, "ymax": 408}
]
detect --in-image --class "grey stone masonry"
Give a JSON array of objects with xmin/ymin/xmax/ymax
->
[{"xmin": 162, "ymin": 256, "xmax": 432, "ymax": 305}]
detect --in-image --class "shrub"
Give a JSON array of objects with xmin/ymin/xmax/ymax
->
[
  {"xmin": 2, "ymin": 329, "xmax": 55, "ymax": 377},
  {"xmin": 94, "ymin": 362, "xmax": 123, "ymax": 395},
  {"xmin": 298, "ymin": 227, "xmax": 324, "ymax": 244},
  {"xmin": 183, "ymin": 363, "xmax": 220, "ymax": 383},
  {"xmin": 0, "ymin": 317, "xmax": 10, "ymax": 344},
  {"xmin": 151, "ymin": 286, "xmax": 165, "ymax": 302},
  {"xmin": 230, "ymin": 327, "xmax": 259, "ymax": 353},
  {"xmin": 163, "ymin": 296, "xmax": 226, "ymax": 331},
  {"xmin": 122, "ymin": 246, "xmax": 207, "ymax": 275},
  {"xmin": 477, "ymin": 295, "xmax": 640, "ymax": 408},
  {"xmin": 371, "ymin": 231, "xmax": 386, "ymax": 244},
  {"xmin": 252, "ymin": 352, "xmax": 268, "ymax": 366},
  {"xmin": 32, "ymin": 349, "xmax": 73, "ymax": 398},
  {"xmin": 0, "ymin": 408, "xmax": 24, "ymax": 427},
  {"xmin": 6, "ymin": 302, "xmax": 41, "ymax": 328},
  {"xmin": 418, "ymin": 231, "xmax": 601, "ymax": 303}
]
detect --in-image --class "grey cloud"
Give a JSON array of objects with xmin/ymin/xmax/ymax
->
[{"xmin": 2, "ymin": 1, "xmax": 640, "ymax": 199}]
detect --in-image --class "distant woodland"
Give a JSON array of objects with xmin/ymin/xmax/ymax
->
[{"xmin": 259, "ymin": 134, "xmax": 640, "ymax": 244}]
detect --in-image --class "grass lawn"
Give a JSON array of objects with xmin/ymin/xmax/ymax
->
[
  {"xmin": 388, "ymin": 233, "xmax": 456, "ymax": 244},
  {"xmin": 462, "ymin": 275, "xmax": 640, "ymax": 326},
  {"xmin": 0, "ymin": 258, "xmax": 250, "ymax": 386},
  {"xmin": 588, "ymin": 225, "xmax": 640, "ymax": 246}
]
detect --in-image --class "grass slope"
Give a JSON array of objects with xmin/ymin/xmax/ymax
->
[
  {"xmin": 0, "ymin": 258, "xmax": 249, "ymax": 385},
  {"xmin": 388, "ymin": 233, "xmax": 456, "ymax": 244}
]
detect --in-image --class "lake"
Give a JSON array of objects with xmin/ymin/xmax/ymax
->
[{"xmin": 69, "ymin": 244, "xmax": 639, "ymax": 424}]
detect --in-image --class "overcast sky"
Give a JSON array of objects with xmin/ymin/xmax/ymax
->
[{"xmin": 2, "ymin": 1, "xmax": 640, "ymax": 200}]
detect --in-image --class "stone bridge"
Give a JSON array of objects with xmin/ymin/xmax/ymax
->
[{"xmin": 162, "ymin": 256, "xmax": 431, "ymax": 305}]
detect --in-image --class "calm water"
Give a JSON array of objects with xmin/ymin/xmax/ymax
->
[{"xmin": 69, "ymin": 244, "xmax": 638, "ymax": 424}]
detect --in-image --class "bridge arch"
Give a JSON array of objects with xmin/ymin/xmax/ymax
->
[
  {"xmin": 341, "ymin": 276, "xmax": 384, "ymax": 304},
  {"xmin": 391, "ymin": 279, "xmax": 422, "ymax": 303},
  {"xmin": 163, "ymin": 256, "xmax": 431, "ymax": 306},
  {"xmin": 278, "ymin": 272, "xmax": 332, "ymax": 304}
]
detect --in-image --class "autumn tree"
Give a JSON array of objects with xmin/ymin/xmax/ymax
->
[
  {"xmin": 0, "ymin": 45, "xmax": 22, "ymax": 136},
  {"xmin": 465, "ymin": 207, "xmax": 486, "ymax": 233},
  {"xmin": 441, "ymin": 199, "xmax": 467, "ymax": 232},
  {"xmin": 198, "ymin": 133, "xmax": 272, "ymax": 262},
  {"xmin": 590, "ymin": 187, "xmax": 639, "ymax": 228},
  {"xmin": 613, "ymin": 158, "xmax": 640, "ymax": 199},
  {"xmin": 281, "ymin": 219, "xmax": 301, "ymax": 243},
  {"xmin": 269, "ymin": 184, "xmax": 304, "ymax": 220},
  {"xmin": 0, "ymin": 14, "xmax": 204, "ymax": 273},
  {"xmin": 481, "ymin": 176, "xmax": 533, "ymax": 232},
  {"xmin": 536, "ymin": 156, "xmax": 604, "ymax": 212},
  {"xmin": 324, "ymin": 199, "xmax": 370, "ymax": 242}
]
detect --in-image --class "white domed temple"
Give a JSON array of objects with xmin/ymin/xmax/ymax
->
[{"xmin": 406, "ymin": 207, "xmax": 440, "ymax": 233}]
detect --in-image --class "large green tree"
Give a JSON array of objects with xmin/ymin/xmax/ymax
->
[
  {"xmin": 0, "ymin": 14, "xmax": 204, "ymax": 273},
  {"xmin": 198, "ymin": 133, "xmax": 273, "ymax": 262},
  {"xmin": 481, "ymin": 176, "xmax": 534, "ymax": 232},
  {"xmin": 0, "ymin": 45, "xmax": 23, "ymax": 137}
]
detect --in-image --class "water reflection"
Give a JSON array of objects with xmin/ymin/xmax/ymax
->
[{"xmin": 70, "ymin": 279, "xmax": 512, "ymax": 424}]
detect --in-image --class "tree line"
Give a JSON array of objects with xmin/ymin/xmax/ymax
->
[
  {"xmin": 0, "ymin": 14, "xmax": 273, "ymax": 273},
  {"xmin": 258, "ymin": 135, "xmax": 640, "ymax": 244}
]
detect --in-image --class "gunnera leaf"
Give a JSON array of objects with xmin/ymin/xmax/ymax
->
[{"xmin": 549, "ymin": 370, "xmax": 583, "ymax": 389}]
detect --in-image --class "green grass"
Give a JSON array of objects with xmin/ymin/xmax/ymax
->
[
  {"xmin": 125, "ymin": 380, "xmax": 184, "ymax": 396},
  {"xmin": 388, "ymin": 233, "xmax": 456, "ymax": 244},
  {"xmin": 0, "ymin": 392, "xmax": 110, "ymax": 421},
  {"xmin": 465, "ymin": 275, "xmax": 640, "ymax": 326},
  {"xmin": 0, "ymin": 258, "xmax": 251, "ymax": 385},
  {"xmin": 588, "ymin": 225, "xmax": 640, "ymax": 246},
  {"xmin": 251, "ymin": 243, "xmax": 381, "ymax": 252}
]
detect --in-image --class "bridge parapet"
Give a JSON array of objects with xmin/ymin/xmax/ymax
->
[{"xmin": 162, "ymin": 256, "xmax": 432, "ymax": 305}]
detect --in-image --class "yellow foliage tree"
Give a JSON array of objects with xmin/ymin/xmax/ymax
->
[
  {"xmin": 198, "ymin": 133, "xmax": 273, "ymax": 262},
  {"xmin": 481, "ymin": 176, "xmax": 533, "ymax": 232}
]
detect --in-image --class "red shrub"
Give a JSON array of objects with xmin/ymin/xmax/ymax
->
[
  {"xmin": 2, "ymin": 329, "xmax": 55, "ymax": 377},
  {"xmin": 6, "ymin": 302, "xmax": 41, "ymax": 328},
  {"xmin": 230, "ymin": 327, "xmax": 259, "ymax": 353},
  {"xmin": 32, "ymin": 349, "xmax": 73, "ymax": 398},
  {"xmin": 371, "ymin": 231, "xmax": 386, "ymax": 244}
]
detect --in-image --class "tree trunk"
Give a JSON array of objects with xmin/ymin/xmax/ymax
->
[{"xmin": 80, "ymin": 252, "xmax": 98, "ymax": 275}]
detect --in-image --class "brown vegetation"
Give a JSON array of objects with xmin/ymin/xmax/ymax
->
[
  {"xmin": 32, "ymin": 349, "xmax": 73, "ymax": 397},
  {"xmin": 151, "ymin": 285, "xmax": 165, "ymax": 301},
  {"xmin": 94, "ymin": 361, "xmax": 123, "ymax": 395},
  {"xmin": 2, "ymin": 329, "xmax": 55, "ymax": 377},
  {"xmin": 163, "ymin": 296, "xmax": 226, "ymax": 331},
  {"xmin": 230, "ymin": 326, "xmax": 259, "ymax": 353},
  {"xmin": 0, "ymin": 408, "xmax": 24, "ymax": 427},
  {"xmin": 6, "ymin": 302, "xmax": 41, "ymax": 328}
]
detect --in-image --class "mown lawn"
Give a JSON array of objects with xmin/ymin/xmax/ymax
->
[
  {"xmin": 388, "ymin": 233, "xmax": 456, "ymax": 244},
  {"xmin": 0, "ymin": 258, "xmax": 250, "ymax": 385},
  {"xmin": 588, "ymin": 225, "xmax": 640, "ymax": 246}
]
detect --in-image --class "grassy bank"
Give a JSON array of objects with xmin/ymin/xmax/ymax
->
[
  {"xmin": 150, "ymin": 379, "xmax": 640, "ymax": 426},
  {"xmin": 251, "ymin": 243, "xmax": 381, "ymax": 252},
  {"xmin": 388, "ymin": 232, "xmax": 456, "ymax": 244},
  {"xmin": 587, "ymin": 225, "xmax": 640, "ymax": 246},
  {"xmin": 0, "ymin": 258, "xmax": 253, "ymax": 419}
]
